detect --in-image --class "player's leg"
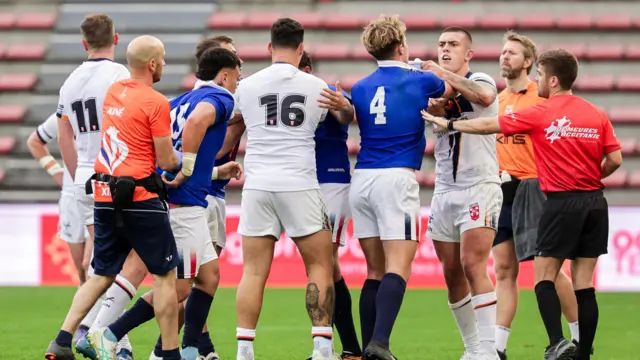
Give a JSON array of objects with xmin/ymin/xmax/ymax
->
[
  {"xmin": 235, "ymin": 190, "xmax": 280, "ymax": 360},
  {"xmin": 59, "ymin": 194, "xmax": 88, "ymax": 284},
  {"xmin": 555, "ymin": 270, "xmax": 579, "ymax": 342}
]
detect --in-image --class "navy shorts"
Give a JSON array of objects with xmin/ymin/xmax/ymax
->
[{"xmin": 93, "ymin": 198, "xmax": 180, "ymax": 277}]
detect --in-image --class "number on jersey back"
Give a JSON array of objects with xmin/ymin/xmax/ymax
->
[{"xmin": 370, "ymin": 86, "xmax": 386, "ymax": 125}]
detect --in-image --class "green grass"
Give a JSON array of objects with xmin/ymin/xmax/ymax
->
[{"xmin": 1, "ymin": 287, "xmax": 637, "ymax": 359}]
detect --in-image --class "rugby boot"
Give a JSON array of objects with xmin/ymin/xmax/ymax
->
[
  {"xmin": 75, "ymin": 335, "xmax": 97, "ymax": 360},
  {"xmin": 543, "ymin": 338, "xmax": 577, "ymax": 360},
  {"xmin": 340, "ymin": 351, "xmax": 363, "ymax": 360},
  {"xmin": 497, "ymin": 349, "xmax": 507, "ymax": 360},
  {"xmin": 86, "ymin": 327, "xmax": 118, "ymax": 360},
  {"xmin": 74, "ymin": 325, "xmax": 90, "ymax": 343},
  {"xmin": 45, "ymin": 341, "xmax": 77, "ymax": 360},
  {"xmin": 363, "ymin": 341, "xmax": 397, "ymax": 360},
  {"xmin": 572, "ymin": 339, "xmax": 594, "ymax": 355},
  {"xmin": 199, "ymin": 352, "xmax": 220, "ymax": 360}
]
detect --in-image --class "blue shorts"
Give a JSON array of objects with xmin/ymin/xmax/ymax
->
[{"xmin": 93, "ymin": 198, "xmax": 180, "ymax": 276}]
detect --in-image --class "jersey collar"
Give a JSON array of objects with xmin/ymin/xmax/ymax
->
[
  {"xmin": 193, "ymin": 78, "xmax": 234, "ymax": 96},
  {"xmin": 377, "ymin": 60, "xmax": 413, "ymax": 69},
  {"xmin": 85, "ymin": 58, "xmax": 113, "ymax": 62}
]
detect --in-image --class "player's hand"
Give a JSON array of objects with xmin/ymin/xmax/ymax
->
[
  {"xmin": 216, "ymin": 161, "xmax": 244, "ymax": 180},
  {"xmin": 428, "ymin": 98, "xmax": 448, "ymax": 116},
  {"xmin": 162, "ymin": 171, "xmax": 187, "ymax": 188},
  {"xmin": 421, "ymin": 110, "xmax": 449, "ymax": 133},
  {"xmin": 53, "ymin": 172, "xmax": 64, "ymax": 188},
  {"xmin": 318, "ymin": 82, "xmax": 351, "ymax": 112},
  {"xmin": 421, "ymin": 60, "xmax": 446, "ymax": 78}
]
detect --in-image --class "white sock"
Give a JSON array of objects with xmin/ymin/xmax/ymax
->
[
  {"xmin": 569, "ymin": 321, "xmax": 579, "ymax": 342},
  {"xmin": 449, "ymin": 293, "xmax": 481, "ymax": 353},
  {"xmin": 311, "ymin": 326, "xmax": 333, "ymax": 357},
  {"xmin": 472, "ymin": 292, "xmax": 498, "ymax": 355},
  {"xmin": 116, "ymin": 333, "xmax": 132, "ymax": 352},
  {"xmin": 236, "ymin": 327, "xmax": 256, "ymax": 360},
  {"xmin": 80, "ymin": 294, "xmax": 105, "ymax": 328},
  {"xmin": 91, "ymin": 275, "xmax": 137, "ymax": 329},
  {"xmin": 495, "ymin": 326, "xmax": 510, "ymax": 352}
]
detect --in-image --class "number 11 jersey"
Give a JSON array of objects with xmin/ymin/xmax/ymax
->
[
  {"xmin": 56, "ymin": 58, "xmax": 130, "ymax": 185},
  {"xmin": 234, "ymin": 62, "xmax": 329, "ymax": 192},
  {"xmin": 351, "ymin": 60, "xmax": 446, "ymax": 170}
]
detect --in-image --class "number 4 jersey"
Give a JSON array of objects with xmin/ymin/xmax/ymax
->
[
  {"xmin": 234, "ymin": 62, "xmax": 329, "ymax": 192},
  {"xmin": 56, "ymin": 59, "xmax": 130, "ymax": 185}
]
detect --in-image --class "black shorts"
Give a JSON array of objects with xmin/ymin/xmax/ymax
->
[
  {"xmin": 535, "ymin": 190, "xmax": 609, "ymax": 260},
  {"xmin": 494, "ymin": 177, "xmax": 521, "ymax": 246},
  {"xmin": 92, "ymin": 198, "xmax": 180, "ymax": 276}
]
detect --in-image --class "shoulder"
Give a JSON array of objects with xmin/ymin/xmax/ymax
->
[
  {"xmin": 469, "ymin": 72, "xmax": 496, "ymax": 87},
  {"xmin": 299, "ymin": 71, "xmax": 328, "ymax": 88}
]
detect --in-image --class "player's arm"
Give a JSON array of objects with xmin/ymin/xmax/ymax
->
[
  {"xmin": 151, "ymin": 99, "xmax": 180, "ymax": 172},
  {"xmin": 27, "ymin": 115, "xmax": 64, "ymax": 187},
  {"xmin": 319, "ymin": 82, "xmax": 354, "ymax": 125},
  {"xmin": 422, "ymin": 61, "xmax": 496, "ymax": 106},
  {"xmin": 57, "ymin": 98, "xmax": 78, "ymax": 180},
  {"xmin": 601, "ymin": 113, "xmax": 623, "ymax": 179},
  {"xmin": 216, "ymin": 121, "xmax": 246, "ymax": 159}
]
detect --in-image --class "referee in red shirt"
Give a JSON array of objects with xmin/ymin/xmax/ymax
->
[{"xmin": 422, "ymin": 48, "xmax": 622, "ymax": 360}]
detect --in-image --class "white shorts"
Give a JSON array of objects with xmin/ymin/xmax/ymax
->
[
  {"xmin": 206, "ymin": 195, "xmax": 227, "ymax": 249},
  {"xmin": 349, "ymin": 168, "xmax": 421, "ymax": 241},
  {"xmin": 238, "ymin": 189, "xmax": 331, "ymax": 239},
  {"xmin": 427, "ymin": 182, "xmax": 503, "ymax": 243},
  {"xmin": 320, "ymin": 183, "xmax": 351, "ymax": 246},
  {"xmin": 58, "ymin": 192, "xmax": 88, "ymax": 243},
  {"xmin": 74, "ymin": 184, "xmax": 94, "ymax": 226},
  {"xmin": 169, "ymin": 206, "xmax": 217, "ymax": 279}
]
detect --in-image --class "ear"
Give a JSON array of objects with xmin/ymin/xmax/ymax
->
[
  {"xmin": 81, "ymin": 39, "xmax": 89, "ymax": 52},
  {"xmin": 523, "ymin": 57, "xmax": 533, "ymax": 71},
  {"xmin": 298, "ymin": 42, "xmax": 304, "ymax": 56},
  {"xmin": 466, "ymin": 48, "xmax": 474, "ymax": 62},
  {"xmin": 113, "ymin": 33, "xmax": 119, "ymax": 46},
  {"xmin": 267, "ymin": 42, "xmax": 273, "ymax": 55}
]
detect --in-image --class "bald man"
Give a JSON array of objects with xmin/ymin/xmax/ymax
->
[{"xmin": 46, "ymin": 35, "xmax": 184, "ymax": 360}]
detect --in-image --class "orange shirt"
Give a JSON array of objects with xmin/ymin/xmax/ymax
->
[
  {"xmin": 93, "ymin": 79, "xmax": 172, "ymax": 202},
  {"xmin": 496, "ymin": 81, "xmax": 545, "ymax": 179}
]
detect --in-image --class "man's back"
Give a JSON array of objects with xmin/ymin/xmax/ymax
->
[
  {"xmin": 314, "ymin": 84, "xmax": 351, "ymax": 185},
  {"xmin": 58, "ymin": 59, "xmax": 130, "ymax": 185},
  {"xmin": 235, "ymin": 63, "xmax": 328, "ymax": 192}
]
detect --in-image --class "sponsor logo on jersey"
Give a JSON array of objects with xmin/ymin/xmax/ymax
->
[
  {"xmin": 98, "ymin": 126, "xmax": 129, "ymax": 174},
  {"xmin": 469, "ymin": 202, "xmax": 480, "ymax": 221},
  {"xmin": 544, "ymin": 116, "xmax": 600, "ymax": 143}
]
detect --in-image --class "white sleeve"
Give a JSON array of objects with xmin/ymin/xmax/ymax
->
[
  {"xmin": 36, "ymin": 113, "xmax": 59, "ymax": 144},
  {"xmin": 469, "ymin": 72, "xmax": 497, "ymax": 88},
  {"xmin": 316, "ymin": 79, "xmax": 329, "ymax": 122},
  {"xmin": 233, "ymin": 85, "xmax": 243, "ymax": 116},
  {"xmin": 114, "ymin": 64, "xmax": 131, "ymax": 82},
  {"xmin": 56, "ymin": 85, "xmax": 69, "ymax": 120}
]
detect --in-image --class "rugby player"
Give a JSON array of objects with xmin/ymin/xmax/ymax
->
[
  {"xmin": 232, "ymin": 18, "xmax": 353, "ymax": 360},
  {"xmin": 422, "ymin": 26, "xmax": 501, "ymax": 359},
  {"xmin": 350, "ymin": 15, "xmax": 454, "ymax": 360},
  {"xmin": 45, "ymin": 35, "xmax": 183, "ymax": 360},
  {"xmin": 493, "ymin": 31, "xmax": 582, "ymax": 360},
  {"xmin": 422, "ymin": 48, "xmax": 622, "ymax": 360},
  {"xmin": 299, "ymin": 51, "xmax": 361, "ymax": 360}
]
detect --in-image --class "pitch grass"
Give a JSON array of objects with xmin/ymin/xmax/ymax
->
[{"xmin": 1, "ymin": 287, "xmax": 637, "ymax": 359}]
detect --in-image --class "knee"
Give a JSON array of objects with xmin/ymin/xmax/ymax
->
[
  {"xmin": 176, "ymin": 279, "xmax": 194, "ymax": 302},
  {"xmin": 441, "ymin": 260, "xmax": 466, "ymax": 288},
  {"xmin": 460, "ymin": 254, "xmax": 487, "ymax": 285},
  {"xmin": 196, "ymin": 262, "xmax": 220, "ymax": 295},
  {"xmin": 81, "ymin": 257, "xmax": 92, "ymax": 272},
  {"xmin": 494, "ymin": 258, "xmax": 519, "ymax": 283}
]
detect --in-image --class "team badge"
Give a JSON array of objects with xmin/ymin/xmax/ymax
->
[{"xmin": 469, "ymin": 203, "xmax": 480, "ymax": 221}]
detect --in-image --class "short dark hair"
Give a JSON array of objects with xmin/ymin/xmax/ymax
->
[
  {"xmin": 537, "ymin": 49, "xmax": 579, "ymax": 90},
  {"xmin": 271, "ymin": 18, "xmax": 304, "ymax": 50},
  {"xmin": 80, "ymin": 14, "xmax": 114, "ymax": 50},
  {"xmin": 195, "ymin": 35, "xmax": 234, "ymax": 62},
  {"xmin": 299, "ymin": 51, "xmax": 312, "ymax": 70},
  {"xmin": 442, "ymin": 26, "xmax": 473, "ymax": 44},
  {"xmin": 196, "ymin": 47, "xmax": 242, "ymax": 81}
]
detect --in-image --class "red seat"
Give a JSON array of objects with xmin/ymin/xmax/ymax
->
[
  {"xmin": 586, "ymin": 44, "xmax": 624, "ymax": 61},
  {"xmin": 574, "ymin": 75, "xmax": 614, "ymax": 91},
  {"xmin": 351, "ymin": 46, "xmax": 372, "ymax": 60},
  {"xmin": 246, "ymin": 12, "xmax": 283, "ymax": 29},
  {"xmin": 608, "ymin": 107, "xmax": 640, "ymax": 124},
  {"xmin": 616, "ymin": 75, "xmax": 640, "ymax": 91},
  {"xmin": 6, "ymin": 43, "xmax": 46, "ymax": 60},
  {"xmin": 324, "ymin": 13, "xmax": 364, "ymax": 29},
  {"xmin": 227, "ymin": 178, "xmax": 244, "ymax": 188},
  {"xmin": 290, "ymin": 12, "xmax": 324, "ymax": 29},
  {"xmin": 402, "ymin": 14, "xmax": 438, "ymax": 30},
  {"xmin": 0, "ymin": 43, "xmax": 5, "ymax": 59},
  {"xmin": 207, "ymin": 12, "xmax": 247, "ymax": 29},
  {"xmin": 308, "ymin": 43, "xmax": 350, "ymax": 60},
  {"xmin": 15, "ymin": 12, "xmax": 56, "ymax": 29},
  {"xmin": 602, "ymin": 169, "xmax": 626, "ymax": 189},
  {"xmin": 624, "ymin": 45, "xmax": 640, "ymax": 60},
  {"xmin": 627, "ymin": 170, "xmax": 640, "ymax": 188},
  {"xmin": 620, "ymin": 138, "xmax": 637, "ymax": 156},
  {"xmin": 315, "ymin": 73, "xmax": 339, "ymax": 85},
  {"xmin": 471, "ymin": 44, "xmax": 502, "ymax": 60},
  {"xmin": 518, "ymin": 14, "xmax": 555, "ymax": 29},
  {"xmin": 424, "ymin": 139, "xmax": 435, "ymax": 155},
  {"xmin": 0, "ymin": 74, "xmax": 37, "ymax": 91},
  {"xmin": 236, "ymin": 44, "xmax": 269, "ymax": 60},
  {"xmin": 0, "ymin": 136, "xmax": 15, "ymax": 154},
  {"xmin": 595, "ymin": 15, "xmax": 633, "ymax": 30},
  {"xmin": 422, "ymin": 171, "xmax": 436, "ymax": 187},
  {"xmin": 0, "ymin": 12, "xmax": 15, "ymax": 29},
  {"xmin": 0, "ymin": 167, "xmax": 4, "ymax": 183},
  {"xmin": 408, "ymin": 44, "xmax": 429, "ymax": 60},
  {"xmin": 440, "ymin": 14, "xmax": 478, "ymax": 29},
  {"xmin": 547, "ymin": 44, "xmax": 586, "ymax": 59},
  {"xmin": 346, "ymin": 138, "xmax": 360, "ymax": 155},
  {"xmin": 479, "ymin": 14, "xmax": 517, "ymax": 30},
  {"xmin": 556, "ymin": 15, "xmax": 592, "ymax": 30},
  {"xmin": 180, "ymin": 73, "xmax": 196, "ymax": 91},
  {"xmin": 0, "ymin": 104, "xmax": 25, "ymax": 123},
  {"xmin": 494, "ymin": 77, "xmax": 506, "ymax": 90},
  {"xmin": 339, "ymin": 75, "xmax": 365, "ymax": 91}
]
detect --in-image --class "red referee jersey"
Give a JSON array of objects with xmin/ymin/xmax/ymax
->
[{"xmin": 498, "ymin": 94, "xmax": 621, "ymax": 193}]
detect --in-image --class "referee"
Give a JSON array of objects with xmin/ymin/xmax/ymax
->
[{"xmin": 422, "ymin": 48, "xmax": 622, "ymax": 360}]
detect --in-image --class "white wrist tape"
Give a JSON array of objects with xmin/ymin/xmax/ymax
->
[
  {"xmin": 211, "ymin": 166, "xmax": 219, "ymax": 180},
  {"xmin": 39, "ymin": 155, "xmax": 64, "ymax": 176},
  {"xmin": 181, "ymin": 152, "xmax": 197, "ymax": 177}
]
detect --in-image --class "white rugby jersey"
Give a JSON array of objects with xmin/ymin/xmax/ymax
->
[
  {"xmin": 56, "ymin": 59, "xmax": 130, "ymax": 185},
  {"xmin": 36, "ymin": 113, "xmax": 74, "ymax": 196},
  {"xmin": 235, "ymin": 63, "xmax": 329, "ymax": 191},
  {"xmin": 434, "ymin": 71, "xmax": 500, "ymax": 193}
]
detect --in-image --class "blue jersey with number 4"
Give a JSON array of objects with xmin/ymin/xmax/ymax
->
[
  {"xmin": 351, "ymin": 61, "xmax": 446, "ymax": 170},
  {"xmin": 166, "ymin": 85, "xmax": 235, "ymax": 208},
  {"xmin": 315, "ymin": 84, "xmax": 352, "ymax": 184}
]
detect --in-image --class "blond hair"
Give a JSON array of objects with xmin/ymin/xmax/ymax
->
[
  {"xmin": 503, "ymin": 31, "xmax": 537, "ymax": 74},
  {"xmin": 361, "ymin": 15, "xmax": 406, "ymax": 60},
  {"xmin": 80, "ymin": 14, "xmax": 115, "ymax": 50}
]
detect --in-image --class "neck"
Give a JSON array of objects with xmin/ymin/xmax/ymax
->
[
  {"xmin": 87, "ymin": 48, "xmax": 114, "ymax": 61},
  {"xmin": 506, "ymin": 73, "xmax": 531, "ymax": 93},
  {"xmin": 455, "ymin": 64, "xmax": 470, "ymax": 77},
  {"xmin": 129, "ymin": 70, "xmax": 153, "ymax": 87},
  {"xmin": 272, "ymin": 49, "xmax": 299, "ymax": 67},
  {"xmin": 550, "ymin": 88, "xmax": 572, "ymax": 97}
]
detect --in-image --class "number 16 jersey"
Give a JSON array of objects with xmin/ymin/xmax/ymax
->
[
  {"xmin": 234, "ymin": 62, "xmax": 329, "ymax": 192},
  {"xmin": 56, "ymin": 58, "xmax": 130, "ymax": 185}
]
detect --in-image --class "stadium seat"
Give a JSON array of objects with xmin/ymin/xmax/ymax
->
[
  {"xmin": 246, "ymin": 12, "xmax": 282, "ymax": 29},
  {"xmin": 351, "ymin": 46, "xmax": 373, "ymax": 60},
  {"xmin": 408, "ymin": 44, "xmax": 430, "ymax": 61},
  {"xmin": 574, "ymin": 75, "xmax": 614, "ymax": 91},
  {"xmin": 616, "ymin": 75, "xmax": 640, "ymax": 91},
  {"xmin": 608, "ymin": 107, "xmax": 640, "ymax": 124},
  {"xmin": 316, "ymin": 73, "xmax": 338, "ymax": 85},
  {"xmin": 324, "ymin": 13, "xmax": 365, "ymax": 30},
  {"xmin": 402, "ymin": 15, "xmax": 439, "ymax": 30},
  {"xmin": 0, "ymin": 12, "xmax": 15, "ymax": 29},
  {"xmin": 471, "ymin": 44, "xmax": 502, "ymax": 60},
  {"xmin": 440, "ymin": 14, "xmax": 478, "ymax": 29},
  {"xmin": 627, "ymin": 170, "xmax": 640, "ymax": 188},
  {"xmin": 624, "ymin": 45, "xmax": 640, "ymax": 60},
  {"xmin": 309, "ymin": 43, "xmax": 350, "ymax": 61},
  {"xmin": 0, "ymin": 136, "xmax": 15, "ymax": 155},
  {"xmin": 555, "ymin": 14, "xmax": 592, "ymax": 30},
  {"xmin": 422, "ymin": 171, "xmax": 436, "ymax": 188},
  {"xmin": 16, "ymin": 12, "xmax": 56, "ymax": 29},
  {"xmin": 0, "ymin": 167, "xmax": 4, "ymax": 183},
  {"xmin": 517, "ymin": 14, "xmax": 555, "ymax": 29},
  {"xmin": 340, "ymin": 75, "xmax": 365, "ymax": 92},
  {"xmin": 180, "ymin": 73, "xmax": 196, "ymax": 91},
  {"xmin": 424, "ymin": 140, "xmax": 435, "ymax": 155},
  {"xmin": 236, "ymin": 44, "xmax": 269, "ymax": 60},
  {"xmin": 548, "ymin": 44, "xmax": 586, "ymax": 59},
  {"xmin": 0, "ymin": 105, "xmax": 26, "ymax": 123},
  {"xmin": 290, "ymin": 12, "xmax": 324, "ymax": 29},
  {"xmin": 602, "ymin": 169, "xmax": 626, "ymax": 189},
  {"xmin": 479, "ymin": 14, "xmax": 517, "ymax": 30},
  {"xmin": 594, "ymin": 15, "xmax": 633, "ymax": 30},
  {"xmin": 6, "ymin": 44, "xmax": 46, "ymax": 61},
  {"xmin": 586, "ymin": 44, "xmax": 624, "ymax": 61},
  {"xmin": 346, "ymin": 139, "xmax": 360, "ymax": 155},
  {"xmin": 0, "ymin": 74, "xmax": 37, "ymax": 91},
  {"xmin": 207, "ymin": 12, "xmax": 247, "ymax": 29},
  {"xmin": 620, "ymin": 138, "xmax": 637, "ymax": 156},
  {"xmin": 0, "ymin": 43, "xmax": 5, "ymax": 59},
  {"xmin": 494, "ymin": 78, "xmax": 506, "ymax": 91}
]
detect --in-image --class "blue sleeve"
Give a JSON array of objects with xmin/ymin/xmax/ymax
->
[
  {"xmin": 201, "ymin": 93, "xmax": 235, "ymax": 125},
  {"xmin": 419, "ymin": 71, "xmax": 446, "ymax": 99},
  {"xmin": 328, "ymin": 84, "xmax": 353, "ymax": 104}
]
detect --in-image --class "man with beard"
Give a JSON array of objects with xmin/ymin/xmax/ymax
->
[{"xmin": 492, "ymin": 31, "xmax": 582, "ymax": 360}]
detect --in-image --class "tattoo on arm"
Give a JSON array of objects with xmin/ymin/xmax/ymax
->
[
  {"xmin": 305, "ymin": 282, "xmax": 334, "ymax": 326},
  {"xmin": 444, "ymin": 73, "xmax": 496, "ymax": 105}
]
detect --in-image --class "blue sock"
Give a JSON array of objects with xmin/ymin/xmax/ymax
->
[
  {"xmin": 371, "ymin": 273, "xmax": 407, "ymax": 347},
  {"xmin": 108, "ymin": 297, "xmax": 156, "ymax": 341},
  {"xmin": 182, "ymin": 288, "xmax": 214, "ymax": 348},
  {"xmin": 197, "ymin": 331, "xmax": 215, "ymax": 355},
  {"xmin": 163, "ymin": 348, "xmax": 181, "ymax": 360},
  {"xmin": 333, "ymin": 277, "xmax": 361, "ymax": 356},
  {"xmin": 55, "ymin": 330, "xmax": 73, "ymax": 348},
  {"xmin": 359, "ymin": 278, "xmax": 381, "ymax": 351},
  {"xmin": 154, "ymin": 335, "xmax": 163, "ymax": 357}
]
